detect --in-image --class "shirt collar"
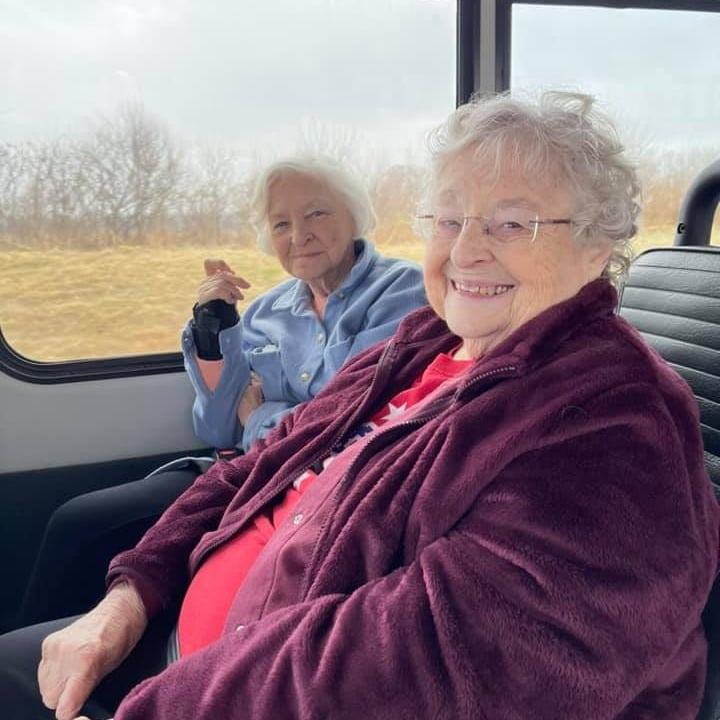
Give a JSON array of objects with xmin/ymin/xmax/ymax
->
[{"xmin": 271, "ymin": 239, "xmax": 374, "ymax": 313}]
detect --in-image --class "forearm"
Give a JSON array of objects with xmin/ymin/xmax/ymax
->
[
  {"xmin": 96, "ymin": 582, "xmax": 148, "ymax": 657},
  {"xmin": 196, "ymin": 358, "xmax": 224, "ymax": 392}
]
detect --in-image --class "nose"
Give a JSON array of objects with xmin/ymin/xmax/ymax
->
[
  {"xmin": 449, "ymin": 218, "xmax": 494, "ymax": 267},
  {"xmin": 290, "ymin": 217, "xmax": 311, "ymax": 246}
]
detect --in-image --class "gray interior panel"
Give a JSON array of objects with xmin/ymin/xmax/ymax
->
[{"xmin": 0, "ymin": 369, "xmax": 204, "ymax": 474}]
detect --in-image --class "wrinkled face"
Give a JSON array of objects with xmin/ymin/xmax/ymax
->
[
  {"xmin": 423, "ymin": 147, "xmax": 611, "ymax": 359},
  {"xmin": 267, "ymin": 172, "xmax": 357, "ymax": 293}
]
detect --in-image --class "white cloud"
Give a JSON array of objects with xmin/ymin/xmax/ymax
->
[{"xmin": 1, "ymin": 0, "xmax": 717, "ymax": 167}]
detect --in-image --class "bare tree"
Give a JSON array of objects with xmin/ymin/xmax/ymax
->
[
  {"xmin": 369, "ymin": 163, "xmax": 426, "ymax": 245},
  {"xmin": 78, "ymin": 103, "xmax": 183, "ymax": 245},
  {"xmin": 0, "ymin": 143, "xmax": 28, "ymax": 241},
  {"xmin": 180, "ymin": 147, "xmax": 253, "ymax": 246}
]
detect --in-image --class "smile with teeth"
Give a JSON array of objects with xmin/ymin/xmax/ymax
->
[{"xmin": 452, "ymin": 280, "xmax": 514, "ymax": 296}]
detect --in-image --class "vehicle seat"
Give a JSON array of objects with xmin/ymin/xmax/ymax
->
[{"xmin": 618, "ymin": 245, "xmax": 720, "ymax": 720}]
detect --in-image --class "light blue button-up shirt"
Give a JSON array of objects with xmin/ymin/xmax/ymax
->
[{"xmin": 181, "ymin": 239, "xmax": 426, "ymax": 451}]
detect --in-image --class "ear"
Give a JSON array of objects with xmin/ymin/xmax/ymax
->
[{"xmin": 583, "ymin": 239, "xmax": 614, "ymax": 279}]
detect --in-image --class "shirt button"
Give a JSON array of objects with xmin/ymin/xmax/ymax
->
[
  {"xmin": 316, "ymin": 333, "xmax": 325, "ymax": 343},
  {"xmin": 300, "ymin": 371, "xmax": 310, "ymax": 382},
  {"xmin": 292, "ymin": 512, "xmax": 304, "ymax": 525},
  {"xmin": 235, "ymin": 624, "xmax": 246, "ymax": 632},
  {"xmin": 337, "ymin": 292, "xmax": 345, "ymax": 299}
]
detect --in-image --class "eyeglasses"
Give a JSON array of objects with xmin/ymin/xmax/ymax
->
[{"xmin": 416, "ymin": 207, "xmax": 573, "ymax": 244}]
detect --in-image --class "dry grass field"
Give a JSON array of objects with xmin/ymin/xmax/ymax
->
[{"xmin": 0, "ymin": 226, "xmax": 681, "ymax": 362}]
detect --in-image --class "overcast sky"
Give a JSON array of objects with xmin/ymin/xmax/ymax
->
[
  {"xmin": 512, "ymin": 4, "xmax": 720, "ymax": 157},
  {"xmin": 1, "ymin": 1, "xmax": 719, "ymax": 167}
]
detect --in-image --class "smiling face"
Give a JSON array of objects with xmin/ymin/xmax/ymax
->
[
  {"xmin": 423, "ymin": 147, "xmax": 612, "ymax": 359},
  {"xmin": 266, "ymin": 171, "xmax": 357, "ymax": 297}
]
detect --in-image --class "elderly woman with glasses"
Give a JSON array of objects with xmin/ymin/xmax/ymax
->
[{"xmin": 1, "ymin": 91, "xmax": 717, "ymax": 720}]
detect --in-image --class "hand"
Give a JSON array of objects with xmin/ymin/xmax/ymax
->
[
  {"xmin": 38, "ymin": 583, "xmax": 147, "ymax": 720},
  {"xmin": 198, "ymin": 258, "xmax": 251, "ymax": 305},
  {"xmin": 237, "ymin": 374, "xmax": 264, "ymax": 426}
]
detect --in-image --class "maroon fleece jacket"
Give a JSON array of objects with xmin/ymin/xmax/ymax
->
[{"xmin": 109, "ymin": 279, "xmax": 719, "ymax": 720}]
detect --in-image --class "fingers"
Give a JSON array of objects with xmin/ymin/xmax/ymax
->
[
  {"xmin": 55, "ymin": 673, "xmax": 99, "ymax": 720},
  {"xmin": 204, "ymin": 257, "xmax": 233, "ymax": 276},
  {"xmin": 197, "ymin": 272, "xmax": 251, "ymax": 305},
  {"xmin": 39, "ymin": 636, "xmax": 99, "ymax": 720},
  {"xmin": 203, "ymin": 258, "xmax": 250, "ymax": 286}
]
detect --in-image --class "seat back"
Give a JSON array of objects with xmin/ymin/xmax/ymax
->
[
  {"xmin": 619, "ymin": 153, "xmax": 720, "ymax": 720},
  {"xmin": 619, "ymin": 245, "xmax": 720, "ymax": 720},
  {"xmin": 618, "ymin": 246, "xmax": 720, "ymax": 493}
]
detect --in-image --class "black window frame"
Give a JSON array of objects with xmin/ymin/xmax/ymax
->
[{"xmin": 0, "ymin": 327, "xmax": 181, "ymax": 384}]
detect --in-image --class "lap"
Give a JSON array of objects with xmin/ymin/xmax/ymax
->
[
  {"xmin": 18, "ymin": 464, "xmax": 203, "ymax": 625},
  {"xmin": 49, "ymin": 465, "xmax": 203, "ymax": 534}
]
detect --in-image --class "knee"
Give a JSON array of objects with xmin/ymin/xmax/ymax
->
[{"xmin": 45, "ymin": 491, "xmax": 115, "ymax": 539}]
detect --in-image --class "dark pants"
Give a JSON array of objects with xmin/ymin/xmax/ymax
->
[
  {"xmin": 19, "ymin": 458, "xmax": 210, "ymax": 627},
  {"xmin": 0, "ymin": 613, "xmax": 174, "ymax": 720}
]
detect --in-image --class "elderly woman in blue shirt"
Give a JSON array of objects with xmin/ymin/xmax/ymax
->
[
  {"xmin": 184, "ymin": 156, "xmax": 426, "ymax": 452},
  {"xmin": 17, "ymin": 156, "xmax": 426, "ymax": 627}
]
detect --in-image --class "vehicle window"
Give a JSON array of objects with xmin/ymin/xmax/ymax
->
[
  {"xmin": 0, "ymin": 0, "xmax": 455, "ymax": 362},
  {"xmin": 510, "ymin": 3, "xmax": 720, "ymax": 253}
]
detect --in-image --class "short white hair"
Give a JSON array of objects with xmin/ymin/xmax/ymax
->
[
  {"xmin": 249, "ymin": 155, "xmax": 376, "ymax": 254},
  {"xmin": 421, "ymin": 91, "xmax": 642, "ymax": 285}
]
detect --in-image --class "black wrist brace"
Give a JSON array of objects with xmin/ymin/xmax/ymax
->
[{"xmin": 191, "ymin": 300, "xmax": 240, "ymax": 361}]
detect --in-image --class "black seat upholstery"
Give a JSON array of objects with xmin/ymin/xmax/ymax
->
[
  {"xmin": 618, "ymin": 246, "xmax": 720, "ymax": 493},
  {"xmin": 618, "ymin": 245, "xmax": 720, "ymax": 720}
]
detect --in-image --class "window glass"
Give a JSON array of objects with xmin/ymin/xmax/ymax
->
[
  {"xmin": 0, "ymin": 0, "xmax": 455, "ymax": 361},
  {"xmin": 510, "ymin": 4, "xmax": 720, "ymax": 254}
]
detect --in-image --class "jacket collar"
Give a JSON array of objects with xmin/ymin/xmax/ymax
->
[
  {"xmin": 271, "ymin": 239, "xmax": 375, "ymax": 313},
  {"xmin": 390, "ymin": 279, "xmax": 618, "ymax": 384}
]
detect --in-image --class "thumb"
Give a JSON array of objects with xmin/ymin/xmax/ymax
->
[
  {"xmin": 204, "ymin": 258, "xmax": 233, "ymax": 276},
  {"xmin": 55, "ymin": 674, "xmax": 96, "ymax": 720}
]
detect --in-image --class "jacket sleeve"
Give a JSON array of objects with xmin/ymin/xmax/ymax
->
[
  {"xmin": 182, "ymin": 321, "xmax": 250, "ymax": 448},
  {"xmin": 104, "ymin": 459, "xmax": 250, "ymax": 617},
  {"xmin": 114, "ymin": 385, "xmax": 719, "ymax": 720},
  {"xmin": 183, "ymin": 305, "xmax": 293, "ymax": 450},
  {"xmin": 103, "ymin": 409, "xmax": 294, "ymax": 618}
]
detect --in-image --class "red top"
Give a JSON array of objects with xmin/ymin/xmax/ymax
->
[{"xmin": 177, "ymin": 349, "xmax": 472, "ymax": 656}]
